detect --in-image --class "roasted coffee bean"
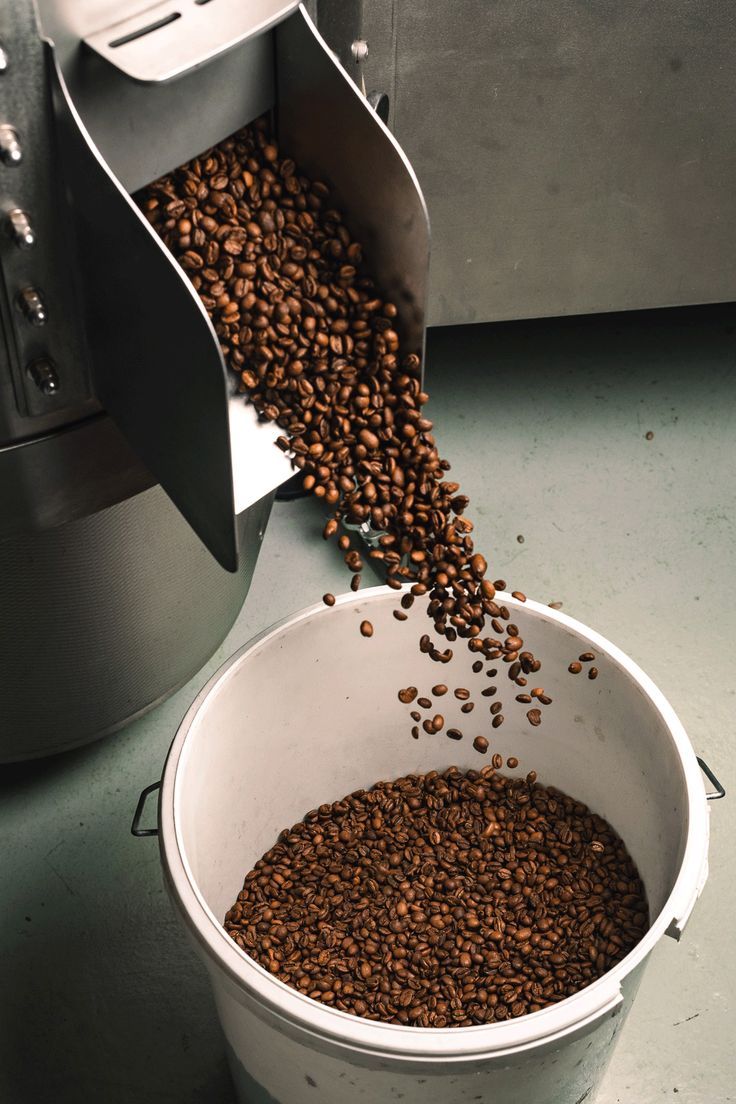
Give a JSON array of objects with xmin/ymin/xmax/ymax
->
[
  {"xmin": 515, "ymin": 694, "xmax": 532, "ymax": 704},
  {"xmin": 481, "ymin": 686, "xmax": 497, "ymax": 697},
  {"xmin": 432, "ymin": 684, "xmax": 448, "ymax": 696},
  {"xmin": 579, "ymin": 652, "xmax": 596, "ymax": 662},
  {"xmin": 410, "ymin": 710, "xmax": 421, "ymax": 722},
  {"xmin": 506, "ymin": 756, "xmax": 519, "ymax": 769},
  {"xmin": 454, "ymin": 688, "xmax": 470, "ymax": 700},
  {"xmin": 141, "ymin": 119, "xmax": 553, "ymax": 738},
  {"xmin": 490, "ymin": 701, "xmax": 503, "ymax": 715},
  {"xmin": 588, "ymin": 667, "xmax": 599, "ymax": 680},
  {"xmin": 227, "ymin": 765, "xmax": 647, "ymax": 1027},
  {"xmin": 360, "ymin": 620, "xmax": 373, "ymax": 638},
  {"xmin": 460, "ymin": 702, "xmax": 475, "ymax": 714},
  {"xmin": 472, "ymin": 660, "xmax": 483, "ymax": 674},
  {"xmin": 568, "ymin": 661, "xmax": 582, "ymax": 674},
  {"xmin": 492, "ymin": 714, "xmax": 505, "ymax": 728},
  {"xmin": 511, "ymin": 591, "xmax": 526, "ymax": 602},
  {"xmin": 527, "ymin": 708, "xmax": 542, "ymax": 727},
  {"xmin": 393, "ymin": 610, "xmax": 408, "ymax": 621},
  {"xmin": 491, "ymin": 753, "xmax": 503, "ymax": 769},
  {"xmin": 322, "ymin": 593, "xmax": 336, "ymax": 607},
  {"xmin": 351, "ymin": 574, "xmax": 361, "ymax": 592},
  {"xmin": 398, "ymin": 687, "xmax": 418, "ymax": 704},
  {"xmin": 447, "ymin": 728, "xmax": 463, "ymax": 741},
  {"xmin": 472, "ymin": 736, "xmax": 489, "ymax": 754},
  {"xmin": 417, "ymin": 697, "xmax": 432, "ymax": 709}
]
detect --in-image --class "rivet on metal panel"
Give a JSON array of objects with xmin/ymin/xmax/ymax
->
[
  {"xmin": 0, "ymin": 124, "xmax": 22, "ymax": 165},
  {"xmin": 350, "ymin": 39, "xmax": 369, "ymax": 62},
  {"xmin": 26, "ymin": 357, "xmax": 59, "ymax": 396},
  {"xmin": 16, "ymin": 286, "xmax": 47, "ymax": 326},
  {"xmin": 5, "ymin": 208, "xmax": 34, "ymax": 248}
]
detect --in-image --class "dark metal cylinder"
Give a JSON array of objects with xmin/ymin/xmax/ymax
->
[{"xmin": 0, "ymin": 483, "xmax": 271, "ymax": 762}]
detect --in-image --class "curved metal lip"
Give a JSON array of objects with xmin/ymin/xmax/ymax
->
[
  {"xmin": 160, "ymin": 586, "xmax": 708, "ymax": 1060},
  {"xmin": 0, "ymin": 410, "xmax": 106, "ymax": 456}
]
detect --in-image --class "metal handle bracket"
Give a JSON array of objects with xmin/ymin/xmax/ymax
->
[
  {"xmin": 697, "ymin": 757, "xmax": 725, "ymax": 800},
  {"xmin": 131, "ymin": 781, "xmax": 161, "ymax": 836}
]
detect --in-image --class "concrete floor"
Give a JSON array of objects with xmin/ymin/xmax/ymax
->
[{"xmin": 1, "ymin": 305, "xmax": 733, "ymax": 1103}]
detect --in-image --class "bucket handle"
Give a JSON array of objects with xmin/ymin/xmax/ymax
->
[
  {"xmin": 131, "ymin": 781, "xmax": 161, "ymax": 837},
  {"xmin": 697, "ymin": 757, "xmax": 725, "ymax": 800}
]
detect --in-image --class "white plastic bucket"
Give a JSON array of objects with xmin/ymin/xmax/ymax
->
[{"xmin": 158, "ymin": 588, "xmax": 711, "ymax": 1104}]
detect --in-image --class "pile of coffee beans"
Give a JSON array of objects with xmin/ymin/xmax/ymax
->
[
  {"xmin": 138, "ymin": 117, "xmax": 577, "ymax": 752},
  {"xmin": 224, "ymin": 765, "xmax": 648, "ymax": 1026}
]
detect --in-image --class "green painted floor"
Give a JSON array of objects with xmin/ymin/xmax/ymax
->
[{"xmin": 1, "ymin": 305, "xmax": 733, "ymax": 1103}]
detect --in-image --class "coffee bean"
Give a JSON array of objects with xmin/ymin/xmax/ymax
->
[
  {"xmin": 645, "ymin": 430, "xmax": 654, "ymax": 440},
  {"xmin": 506, "ymin": 756, "xmax": 519, "ymax": 769},
  {"xmin": 472, "ymin": 660, "xmax": 483, "ymax": 674},
  {"xmin": 432, "ymin": 684, "xmax": 448, "ymax": 696},
  {"xmin": 322, "ymin": 593, "xmax": 335, "ymax": 607},
  {"xmin": 454, "ymin": 688, "xmax": 470, "ymax": 700},
  {"xmin": 491, "ymin": 753, "xmax": 503, "ymax": 769},
  {"xmin": 481, "ymin": 686, "xmax": 497, "ymax": 697},
  {"xmin": 515, "ymin": 694, "xmax": 532, "ymax": 704},
  {"xmin": 360, "ymin": 620, "xmax": 373, "ymax": 638},
  {"xmin": 492, "ymin": 714, "xmax": 504, "ymax": 728},
  {"xmin": 490, "ymin": 701, "xmax": 503, "ymax": 715},
  {"xmin": 568, "ymin": 661, "xmax": 582, "ymax": 674},
  {"xmin": 460, "ymin": 702, "xmax": 475, "ymax": 714},
  {"xmin": 473, "ymin": 736, "xmax": 489, "ymax": 754},
  {"xmin": 588, "ymin": 667, "xmax": 599, "ymax": 680},
  {"xmin": 393, "ymin": 610, "xmax": 408, "ymax": 621},
  {"xmin": 226, "ymin": 764, "xmax": 650, "ymax": 1027},
  {"xmin": 417, "ymin": 697, "xmax": 432, "ymax": 709},
  {"xmin": 410, "ymin": 710, "xmax": 421, "ymax": 722},
  {"xmin": 141, "ymin": 119, "xmax": 557, "ymax": 743},
  {"xmin": 447, "ymin": 728, "xmax": 463, "ymax": 741},
  {"xmin": 511, "ymin": 591, "xmax": 526, "ymax": 602},
  {"xmin": 579, "ymin": 652, "xmax": 596, "ymax": 662},
  {"xmin": 527, "ymin": 709, "xmax": 542, "ymax": 727},
  {"xmin": 398, "ymin": 687, "xmax": 417, "ymax": 704}
]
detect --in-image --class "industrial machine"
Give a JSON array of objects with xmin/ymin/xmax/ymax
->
[
  {"xmin": 0, "ymin": 0, "xmax": 428, "ymax": 760},
  {"xmin": 3, "ymin": 0, "xmax": 731, "ymax": 761}
]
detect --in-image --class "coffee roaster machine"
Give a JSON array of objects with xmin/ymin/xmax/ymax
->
[
  {"xmin": 3, "ymin": 1, "xmax": 732, "ymax": 761},
  {"xmin": 0, "ymin": 0, "xmax": 429, "ymax": 760}
]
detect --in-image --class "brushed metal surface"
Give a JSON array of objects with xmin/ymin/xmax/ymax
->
[
  {"xmin": 0, "ymin": 413, "xmax": 154, "ymax": 539},
  {"xmin": 36, "ymin": 0, "xmax": 279, "ymax": 194},
  {"xmin": 277, "ymin": 6, "xmax": 430, "ymax": 363},
  {"xmin": 51, "ymin": 49, "xmax": 242, "ymax": 570},
  {"xmin": 0, "ymin": 483, "xmax": 272, "ymax": 762},
  {"xmin": 84, "ymin": 0, "xmax": 299, "ymax": 84},
  {"xmin": 361, "ymin": 0, "xmax": 736, "ymax": 325}
]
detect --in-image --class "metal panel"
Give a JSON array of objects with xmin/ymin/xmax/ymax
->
[
  {"xmin": 0, "ymin": 483, "xmax": 272, "ymax": 762},
  {"xmin": 0, "ymin": 413, "xmax": 153, "ymax": 538},
  {"xmin": 362, "ymin": 0, "xmax": 736, "ymax": 325},
  {"xmin": 83, "ymin": 0, "xmax": 299, "ymax": 84},
  {"xmin": 50, "ymin": 49, "xmax": 241, "ymax": 570},
  {"xmin": 36, "ymin": 0, "xmax": 279, "ymax": 193},
  {"xmin": 276, "ymin": 5, "xmax": 430, "ymax": 362},
  {"xmin": 0, "ymin": 1, "xmax": 95, "ymax": 440}
]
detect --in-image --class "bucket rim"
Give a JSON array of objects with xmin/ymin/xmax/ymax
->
[{"xmin": 159, "ymin": 587, "xmax": 709, "ymax": 1059}]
